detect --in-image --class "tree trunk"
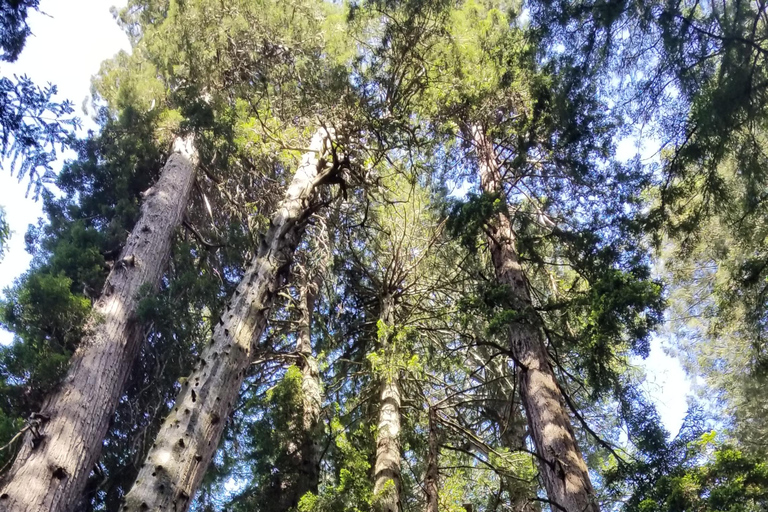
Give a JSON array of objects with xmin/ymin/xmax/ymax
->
[
  {"xmin": 0, "ymin": 138, "xmax": 197, "ymax": 512},
  {"xmin": 276, "ymin": 272, "xmax": 324, "ymax": 512},
  {"xmin": 424, "ymin": 407, "xmax": 439, "ymax": 512},
  {"xmin": 470, "ymin": 349, "xmax": 538, "ymax": 512},
  {"xmin": 373, "ymin": 295, "xmax": 402, "ymax": 512},
  {"xmin": 122, "ymin": 129, "xmax": 338, "ymax": 512},
  {"xmin": 470, "ymin": 125, "xmax": 599, "ymax": 512},
  {"xmin": 296, "ymin": 273, "xmax": 323, "ymax": 502}
]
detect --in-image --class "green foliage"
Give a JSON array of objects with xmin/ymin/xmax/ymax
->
[
  {"xmin": 628, "ymin": 435, "xmax": 768, "ymax": 512},
  {"xmin": 0, "ymin": 272, "xmax": 90, "ymax": 389},
  {"xmin": 534, "ymin": 0, "xmax": 768, "ymax": 458},
  {"xmin": 446, "ymin": 192, "xmax": 506, "ymax": 250},
  {"xmin": 0, "ymin": 0, "xmax": 80, "ymax": 196},
  {"xmin": 5, "ymin": 0, "xmax": 767, "ymax": 510},
  {"xmin": 0, "ymin": 206, "xmax": 8, "ymax": 259},
  {"xmin": 0, "ymin": 0, "xmax": 38, "ymax": 62},
  {"xmin": 0, "ymin": 75, "xmax": 79, "ymax": 197},
  {"xmin": 302, "ymin": 417, "xmax": 373, "ymax": 512},
  {"xmin": 0, "ymin": 272, "xmax": 89, "ymax": 467}
]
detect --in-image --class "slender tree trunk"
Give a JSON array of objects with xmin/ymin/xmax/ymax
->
[
  {"xmin": 0, "ymin": 139, "xmax": 197, "ymax": 512},
  {"xmin": 424, "ymin": 407, "xmax": 439, "ymax": 512},
  {"xmin": 373, "ymin": 295, "xmax": 402, "ymax": 512},
  {"xmin": 277, "ymin": 272, "xmax": 324, "ymax": 512},
  {"xmin": 470, "ymin": 349, "xmax": 538, "ymax": 512},
  {"xmin": 122, "ymin": 129, "xmax": 338, "ymax": 512},
  {"xmin": 470, "ymin": 125, "xmax": 599, "ymax": 512},
  {"xmin": 296, "ymin": 273, "xmax": 323, "ymax": 501}
]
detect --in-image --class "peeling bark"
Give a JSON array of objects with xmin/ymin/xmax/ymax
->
[
  {"xmin": 122, "ymin": 129, "xmax": 338, "ymax": 512},
  {"xmin": 373, "ymin": 295, "xmax": 402, "ymax": 512},
  {"xmin": 0, "ymin": 138, "xmax": 197, "ymax": 512},
  {"xmin": 470, "ymin": 125, "xmax": 600, "ymax": 512}
]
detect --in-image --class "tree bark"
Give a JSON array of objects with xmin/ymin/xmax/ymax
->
[
  {"xmin": 424, "ymin": 407, "xmax": 439, "ymax": 512},
  {"xmin": 373, "ymin": 295, "xmax": 402, "ymax": 512},
  {"xmin": 0, "ymin": 138, "xmax": 197, "ymax": 512},
  {"xmin": 122, "ymin": 129, "xmax": 338, "ymax": 512},
  {"xmin": 296, "ymin": 273, "xmax": 323, "ymax": 502},
  {"xmin": 470, "ymin": 125, "xmax": 599, "ymax": 512},
  {"xmin": 276, "ymin": 272, "xmax": 324, "ymax": 512}
]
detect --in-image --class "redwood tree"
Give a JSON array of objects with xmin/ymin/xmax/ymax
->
[
  {"xmin": 121, "ymin": 129, "xmax": 349, "ymax": 511},
  {"xmin": 0, "ymin": 138, "xmax": 197, "ymax": 512}
]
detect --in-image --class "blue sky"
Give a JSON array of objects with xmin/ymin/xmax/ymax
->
[
  {"xmin": 0, "ymin": 0, "xmax": 693, "ymax": 437},
  {"xmin": 0, "ymin": 0, "xmax": 129, "ymax": 339}
]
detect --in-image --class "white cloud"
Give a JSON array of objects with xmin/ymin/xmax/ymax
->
[{"xmin": 635, "ymin": 335, "xmax": 692, "ymax": 436}]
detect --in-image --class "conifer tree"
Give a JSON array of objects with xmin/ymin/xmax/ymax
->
[
  {"xmin": 417, "ymin": 2, "xmax": 663, "ymax": 508},
  {"xmin": 4, "ymin": 1, "xmax": 760, "ymax": 510},
  {"xmin": 534, "ymin": 0, "xmax": 768, "ymax": 461},
  {"xmin": 122, "ymin": 129, "xmax": 349, "ymax": 511},
  {"xmin": 0, "ymin": 137, "xmax": 197, "ymax": 511},
  {"xmin": 469, "ymin": 123, "xmax": 599, "ymax": 512}
]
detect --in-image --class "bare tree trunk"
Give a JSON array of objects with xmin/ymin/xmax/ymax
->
[
  {"xmin": 122, "ymin": 129, "xmax": 339, "ymax": 512},
  {"xmin": 296, "ymin": 273, "xmax": 323, "ymax": 502},
  {"xmin": 470, "ymin": 125, "xmax": 599, "ymax": 512},
  {"xmin": 0, "ymin": 138, "xmax": 197, "ymax": 512},
  {"xmin": 424, "ymin": 407, "xmax": 439, "ymax": 512},
  {"xmin": 373, "ymin": 295, "xmax": 402, "ymax": 512}
]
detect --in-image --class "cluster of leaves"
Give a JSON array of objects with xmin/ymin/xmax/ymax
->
[
  {"xmin": 0, "ymin": 0, "xmax": 38, "ymax": 62},
  {"xmin": 0, "ymin": 0, "xmax": 79, "ymax": 197},
  {"xmin": 0, "ymin": 76, "xmax": 79, "ymax": 197},
  {"xmin": 0, "ymin": 206, "xmax": 8, "ymax": 258},
  {"xmin": 622, "ymin": 430, "xmax": 768, "ymax": 512}
]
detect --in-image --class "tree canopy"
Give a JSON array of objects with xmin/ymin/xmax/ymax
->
[{"xmin": 0, "ymin": 0, "xmax": 766, "ymax": 511}]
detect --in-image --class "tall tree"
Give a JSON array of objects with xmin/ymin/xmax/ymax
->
[
  {"xmin": 470, "ymin": 124, "xmax": 599, "ymax": 512},
  {"xmin": 374, "ymin": 294, "xmax": 402, "ymax": 512},
  {"xmin": 533, "ymin": 0, "xmax": 768, "ymax": 458},
  {"xmin": 0, "ymin": 137, "xmax": 197, "ymax": 512},
  {"xmin": 425, "ymin": 2, "xmax": 662, "ymax": 508},
  {"xmin": 292, "ymin": 261, "xmax": 325, "ymax": 508},
  {"xmin": 122, "ymin": 128, "xmax": 349, "ymax": 511}
]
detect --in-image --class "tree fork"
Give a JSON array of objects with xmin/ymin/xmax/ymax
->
[
  {"xmin": 0, "ymin": 137, "xmax": 198, "ymax": 512},
  {"xmin": 121, "ymin": 129, "xmax": 341, "ymax": 512},
  {"xmin": 469, "ymin": 124, "xmax": 600, "ymax": 512}
]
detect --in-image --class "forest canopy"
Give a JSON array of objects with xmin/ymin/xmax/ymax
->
[{"xmin": 0, "ymin": 0, "xmax": 766, "ymax": 511}]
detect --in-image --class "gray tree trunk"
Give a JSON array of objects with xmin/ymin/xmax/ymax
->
[
  {"xmin": 275, "ymin": 271, "xmax": 324, "ymax": 512},
  {"xmin": 296, "ymin": 273, "xmax": 323, "ymax": 501},
  {"xmin": 0, "ymin": 138, "xmax": 197, "ymax": 512},
  {"xmin": 373, "ymin": 295, "xmax": 402, "ymax": 512},
  {"xmin": 470, "ymin": 125, "xmax": 600, "ymax": 512},
  {"xmin": 122, "ymin": 129, "xmax": 338, "ymax": 512},
  {"xmin": 424, "ymin": 408, "xmax": 439, "ymax": 512}
]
